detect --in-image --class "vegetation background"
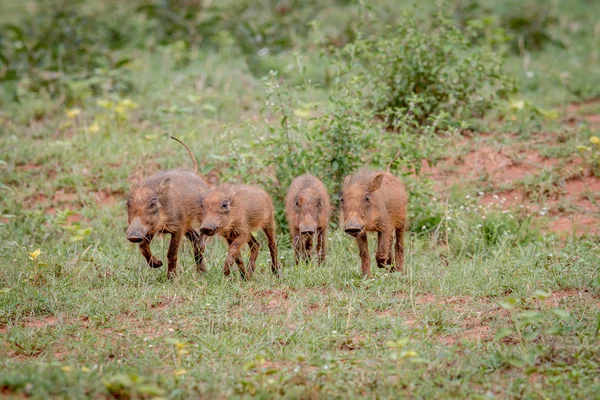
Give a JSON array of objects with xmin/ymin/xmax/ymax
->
[{"xmin": 1, "ymin": 0, "xmax": 599, "ymax": 398}]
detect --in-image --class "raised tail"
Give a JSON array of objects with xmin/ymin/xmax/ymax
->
[
  {"xmin": 386, "ymin": 150, "xmax": 401, "ymax": 173},
  {"xmin": 170, "ymin": 136, "xmax": 198, "ymax": 174}
]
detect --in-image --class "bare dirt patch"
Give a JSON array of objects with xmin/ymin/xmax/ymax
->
[
  {"xmin": 548, "ymin": 214, "xmax": 599, "ymax": 236},
  {"xmin": 567, "ymin": 99, "xmax": 600, "ymax": 126},
  {"xmin": 21, "ymin": 315, "xmax": 59, "ymax": 329},
  {"xmin": 423, "ymin": 130, "xmax": 600, "ymax": 237},
  {"xmin": 93, "ymin": 189, "xmax": 121, "ymax": 208},
  {"xmin": 16, "ymin": 163, "xmax": 42, "ymax": 171},
  {"xmin": 53, "ymin": 190, "xmax": 79, "ymax": 203},
  {"xmin": 24, "ymin": 191, "xmax": 47, "ymax": 208},
  {"xmin": 540, "ymin": 289, "xmax": 596, "ymax": 307},
  {"xmin": 422, "ymin": 145, "xmax": 557, "ymax": 189},
  {"xmin": 260, "ymin": 289, "xmax": 291, "ymax": 313}
]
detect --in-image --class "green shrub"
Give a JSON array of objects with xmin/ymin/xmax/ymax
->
[
  {"xmin": 225, "ymin": 51, "xmax": 441, "ymax": 233},
  {"xmin": 0, "ymin": 2, "xmax": 138, "ymax": 103},
  {"xmin": 454, "ymin": 0, "xmax": 563, "ymax": 54},
  {"xmin": 221, "ymin": 9, "xmax": 515, "ymax": 235},
  {"xmin": 356, "ymin": 10, "xmax": 515, "ymax": 126}
]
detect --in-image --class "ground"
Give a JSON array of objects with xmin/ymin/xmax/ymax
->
[
  {"xmin": 1, "ymin": 107, "xmax": 599, "ymax": 397},
  {"xmin": 1, "ymin": 1, "xmax": 600, "ymax": 398}
]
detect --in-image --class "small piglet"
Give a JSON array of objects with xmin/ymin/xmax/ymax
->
[
  {"xmin": 199, "ymin": 184, "xmax": 280, "ymax": 280},
  {"xmin": 285, "ymin": 174, "xmax": 330, "ymax": 265},
  {"xmin": 126, "ymin": 137, "xmax": 209, "ymax": 278},
  {"xmin": 340, "ymin": 167, "xmax": 407, "ymax": 278}
]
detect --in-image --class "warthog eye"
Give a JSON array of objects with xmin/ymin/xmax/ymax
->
[
  {"xmin": 126, "ymin": 199, "xmax": 131, "ymax": 208},
  {"xmin": 339, "ymin": 195, "xmax": 344, "ymax": 204},
  {"xmin": 149, "ymin": 198, "xmax": 158, "ymax": 208},
  {"xmin": 294, "ymin": 198, "xmax": 300, "ymax": 208},
  {"xmin": 364, "ymin": 194, "xmax": 371, "ymax": 203},
  {"xmin": 317, "ymin": 199, "xmax": 322, "ymax": 208},
  {"xmin": 221, "ymin": 200, "xmax": 230, "ymax": 210}
]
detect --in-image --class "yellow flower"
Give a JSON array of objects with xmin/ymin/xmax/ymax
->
[
  {"xmin": 61, "ymin": 366, "xmax": 72, "ymax": 372},
  {"xmin": 172, "ymin": 369, "xmax": 187, "ymax": 376},
  {"xmin": 88, "ymin": 123, "xmax": 100, "ymax": 133},
  {"xmin": 293, "ymin": 108, "xmax": 312, "ymax": 118},
  {"xmin": 97, "ymin": 99, "xmax": 113, "ymax": 109},
  {"xmin": 175, "ymin": 342, "xmax": 188, "ymax": 349},
  {"xmin": 114, "ymin": 104, "xmax": 126, "ymax": 116},
  {"xmin": 120, "ymin": 98, "xmax": 138, "ymax": 109},
  {"xmin": 510, "ymin": 100, "xmax": 525, "ymax": 110},
  {"xmin": 65, "ymin": 108, "xmax": 81, "ymax": 119},
  {"xmin": 400, "ymin": 351, "xmax": 419, "ymax": 358},
  {"xmin": 81, "ymin": 366, "xmax": 91, "ymax": 372},
  {"xmin": 590, "ymin": 136, "xmax": 600, "ymax": 145},
  {"xmin": 28, "ymin": 248, "xmax": 41, "ymax": 261}
]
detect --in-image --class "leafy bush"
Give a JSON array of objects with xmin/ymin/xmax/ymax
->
[
  {"xmin": 454, "ymin": 0, "xmax": 563, "ymax": 54},
  {"xmin": 0, "ymin": 0, "xmax": 340, "ymax": 105},
  {"xmin": 225, "ymin": 50, "xmax": 442, "ymax": 233},
  {"xmin": 0, "ymin": 2, "xmax": 138, "ymax": 103},
  {"xmin": 221, "ymin": 10, "xmax": 515, "ymax": 234},
  {"xmin": 355, "ymin": 10, "xmax": 514, "ymax": 126}
]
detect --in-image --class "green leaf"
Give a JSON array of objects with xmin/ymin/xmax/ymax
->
[
  {"xmin": 499, "ymin": 297, "xmax": 520, "ymax": 310},
  {"xmin": 522, "ymin": 330, "xmax": 539, "ymax": 342},
  {"xmin": 136, "ymin": 384, "xmax": 166, "ymax": 396},
  {"xmin": 551, "ymin": 309, "xmax": 571, "ymax": 320},
  {"xmin": 385, "ymin": 338, "xmax": 409, "ymax": 348},
  {"xmin": 494, "ymin": 327, "xmax": 512, "ymax": 341},
  {"xmin": 242, "ymin": 360, "xmax": 257, "ymax": 371},
  {"xmin": 518, "ymin": 311, "xmax": 543, "ymax": 325},
  {"xmin": 531, "ymin": 290, "xmax": 550, "ymax": 301},
  {"xmin": 545, "ymin": 325, "xmax": 563, "ymax": 335},
  {"xmin": 507, "ymin": 357, "xmax": 525, "ymax": 368}
]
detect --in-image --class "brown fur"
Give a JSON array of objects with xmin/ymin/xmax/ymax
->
[
  {"xmin": 199, "ymin": 183, "xmax": 280, "ymax": 280},
  {"xmin": 340, "ymin": 168, "xmax": 408, "ymax": 278},
  {"xmin": 285, "ymin": 174, "xmax": 331, "ymax": 265},
  {"xmin": 127, "ymin": 169, "xmax": 210, "ymax": 278}
]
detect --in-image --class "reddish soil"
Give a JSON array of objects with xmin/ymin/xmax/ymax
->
[
  {"xmin": 567, "ymin": 99, "xmax": 600, "ymax": 126},
  {"xmin": 16, "ymin": 163, "xmax": 42, "ymax": 171},
  {"xmin": 21, "ymin": 316, "xmax": 59, "ymax": 329},
  {"xmin": 53, "ymin": 190, "xmax": 78, "ymax": 203},
  {"xmin": 421, "ymin": 127, "xmax": 600, "ymax": 236},
  {"xmin": 93, "ymin": 189, "xmax": 120, "ymax": 207}
]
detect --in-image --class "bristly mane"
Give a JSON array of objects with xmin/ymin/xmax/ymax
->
[
  {"xmin": 343, "ymin": 168, "xmax": 378, "ymax": 188},
  {"xmin": 298, "ymin": 174, "xmax": 316, "ymax": 190}
]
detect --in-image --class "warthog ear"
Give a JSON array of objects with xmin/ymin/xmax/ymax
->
[
  {"xmin": 343, "ymin": 175, "xmax": 351, "ymax": 187},
  {"xmin": 158, "ymin": 178, "xmax": 171, "ymax": 195},
  {"xmin": 368, "ymin": 173, "xmax": 384, "ymax": 193},
  {"xmin": 130, "ymin": 176, "xmax": 140, "ymax": 190}
]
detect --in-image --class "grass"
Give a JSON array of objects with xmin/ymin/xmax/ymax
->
[
  {"xmin": 1, "ymin": 0, "xmax": 600, "ymax": 398},
  {"xmin": 1, "ymin": 232, "xmax": 599, "ymax": 398}
]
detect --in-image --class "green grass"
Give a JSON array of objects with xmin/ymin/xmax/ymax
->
[
  {"xmin": 2, "ymin": 0, "xmax": 600, "ymax": 398},
  {"xmin": 1, "ymin": 230, "xmax": 599, "ymax": 398}
]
